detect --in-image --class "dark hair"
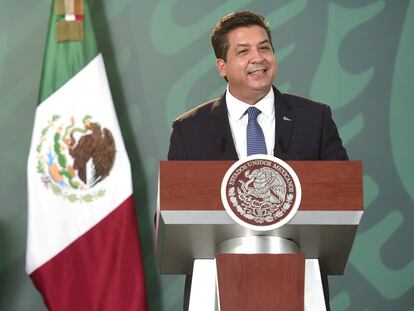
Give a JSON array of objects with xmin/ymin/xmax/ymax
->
[{"xmin": 211, "ymin": 11, "xmax": 273, "ymax": 61}]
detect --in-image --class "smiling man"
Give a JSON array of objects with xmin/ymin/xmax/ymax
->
[
  {"xmin": 167, "ymin": 11, "xmax": 347, "ymax": 162},
  {"xmin": 167, "ymin": 11, "xmax": 347, "ymax": 310}
]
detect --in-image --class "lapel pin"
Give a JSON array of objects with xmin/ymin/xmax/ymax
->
[{"xmin": 283, "ymin": 116, "xmax": 292, "ymax": 121}]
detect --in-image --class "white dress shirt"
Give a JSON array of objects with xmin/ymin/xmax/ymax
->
[{"xmin": 225, "ymin": 86, "xmax": 275, "ymax": 159}]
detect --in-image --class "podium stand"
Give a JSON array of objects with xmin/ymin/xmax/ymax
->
[{"xmin": 156, "ymin": 161, "xmax": 363, "ymax": 310}]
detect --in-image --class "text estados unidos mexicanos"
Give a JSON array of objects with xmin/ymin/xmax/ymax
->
[{"xmin": 228, "ymin": 160, "xmax": 294, "ymax": 193}]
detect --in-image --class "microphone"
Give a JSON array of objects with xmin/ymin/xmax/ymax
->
[
  {"xmin": 220, "ymin": 137, "xmax": 226, "ymax": 153},
  {"xmin": 278, "ymin": 137, "xmax": 287, "ymax": 154}
]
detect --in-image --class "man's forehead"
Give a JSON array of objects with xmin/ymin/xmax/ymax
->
[{"xmin": 227, "ymin": 26, "xmax": 270, "ymax": 43}]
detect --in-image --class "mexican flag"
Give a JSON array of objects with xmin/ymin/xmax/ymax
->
[{"xmin": 26, "ymin": 1, "xmax": 148, "ymax": 309}]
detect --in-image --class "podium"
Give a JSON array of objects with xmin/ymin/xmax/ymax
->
[{"xmin": 156, "ymin": 161, "xmax": 363, "ymax": 310}]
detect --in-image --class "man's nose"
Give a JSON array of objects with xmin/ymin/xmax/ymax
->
[{"xmin": 250, "ymin": 48, "xmax": 265, "ymax": 63}]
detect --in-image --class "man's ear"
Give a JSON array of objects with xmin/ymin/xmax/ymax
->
[{"xmin": 215, "ymin": 58, "xmax": 226, "ymax": 77}]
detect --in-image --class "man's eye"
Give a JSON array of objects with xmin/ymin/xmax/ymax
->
[
  {"xmin": 238, "ymin": 49, "xmax": 248, "ymax": 55},
  {"xmin": 260, "ymin": 46, "xmax": 270, "ymax": 50}
]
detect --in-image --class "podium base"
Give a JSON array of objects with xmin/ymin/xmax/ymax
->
[
  {"xmin": 188, "ymin": 237, "xmax": 326, "ymax": 310},
  {"xmin": 189, "ymin": 257, "xmax": 326, "ymax": 310}
]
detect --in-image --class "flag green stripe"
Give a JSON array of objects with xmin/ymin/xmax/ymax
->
[{"xmin": 38, "ymin": 0, "xmax": 99, "ymax": 104}]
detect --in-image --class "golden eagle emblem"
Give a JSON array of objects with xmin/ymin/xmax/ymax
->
[{"xmin": 35, "ymin": 115, "xmax": 116, "ymax": 203}]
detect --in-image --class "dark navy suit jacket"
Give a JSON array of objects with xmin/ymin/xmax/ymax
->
[{"xmin": 168, "ymin": 87, "xmax": 348, "ymax": 161}]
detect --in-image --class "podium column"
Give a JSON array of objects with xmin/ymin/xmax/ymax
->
[{"xmin": 189, "ymin": 236, "xmax": 326, "ymax": 311}]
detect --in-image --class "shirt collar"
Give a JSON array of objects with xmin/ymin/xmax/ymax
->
[{"xmin": 225, "ymin": 85, "xmax": 274, "ymax": 121}]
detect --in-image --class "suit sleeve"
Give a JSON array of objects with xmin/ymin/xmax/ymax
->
[
  {"xmin": 320, "ymin": 105, "xmax": 349, "ymax": 160},
  {"xmin": 167, "ymin": 121, "xmax": 189, "ymax": 160}
]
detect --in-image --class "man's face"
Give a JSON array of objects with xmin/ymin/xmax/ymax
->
[{"xmin": 216, "ymin": 25, "xmax": 277, "ymax": 105}]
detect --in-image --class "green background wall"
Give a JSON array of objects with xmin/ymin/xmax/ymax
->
[{"xmin": 1, "ymin": 0, "xmax": 413, "ymax": 310}]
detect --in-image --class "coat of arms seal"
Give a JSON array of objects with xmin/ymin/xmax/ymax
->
[
  {"xmin": 221, "ymin": 155, "xmax": 302, "ymax": 231},
  {"xmin": 35, "ymin": 114, "xmax": 116, "ymax": 203}
]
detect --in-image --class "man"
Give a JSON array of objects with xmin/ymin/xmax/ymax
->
[
  {"xmin": 168, "ymin": 11, "xmax": 347, "ymax": 161},
  {"xmin": 167, "ymin": 11, "xmax": 346, "ymax": 310}
]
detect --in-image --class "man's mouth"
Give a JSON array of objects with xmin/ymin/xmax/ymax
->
[{"xmin": 248, "ymin": 68, "xmax": 267, "ymax": 76}]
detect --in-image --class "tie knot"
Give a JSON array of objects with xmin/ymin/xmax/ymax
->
[{"xmin": 247, "ymin": 106, "xmax": 261, "ymax": 121}]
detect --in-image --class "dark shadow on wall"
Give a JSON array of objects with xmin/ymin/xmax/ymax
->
[{"xmin": 0, "ymin": 224, "xmax": 12, "ymax": 307}]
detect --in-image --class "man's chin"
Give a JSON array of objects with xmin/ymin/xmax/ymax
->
[
  {"xmin": 246, "ymin": 73, "xmax": 273, "ymax": 85},
  {"xmin": 248, "ymin": 82, "xmax": 273, "ymax": 93}
]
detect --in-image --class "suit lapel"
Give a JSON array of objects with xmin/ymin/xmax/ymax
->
[
  {"xmin": 210, "ymin": 94, "xmax": 238, "ymax": 160},
  {"xmin": 273, "ymin": 87, "xmax": 295, "ymax": 160}
]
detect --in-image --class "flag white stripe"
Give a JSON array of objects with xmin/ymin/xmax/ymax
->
[{"xmin": 26, "ymin": 54, "xmax": 132, "ymax": 274}]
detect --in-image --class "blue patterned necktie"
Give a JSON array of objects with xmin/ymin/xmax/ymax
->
[{"xmin": 246, "ymin": 106, "xmax": 267, "ymax": 156}]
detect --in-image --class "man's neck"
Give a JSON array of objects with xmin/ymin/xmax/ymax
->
[{"xmin": 227, "ymin": 87, "xmax": 272, "ymax": 105}]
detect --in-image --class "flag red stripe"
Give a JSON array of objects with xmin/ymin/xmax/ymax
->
[{"xmin": 30, "ymin": 196, "xmax": 148, "ymax": 310}]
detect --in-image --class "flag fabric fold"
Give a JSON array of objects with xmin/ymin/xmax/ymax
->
[{"xmin": 26, "ymin": 1, "xmax": 147, "ymax": 309}]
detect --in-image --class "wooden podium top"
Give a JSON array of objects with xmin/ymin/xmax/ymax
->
[
  {"xmin": 156, "ymin": 160, "xmax": 364, "ymax": 275},
  {"xmin": 160, "ymin": 160, "xmax": 363, "ymax": 212}
]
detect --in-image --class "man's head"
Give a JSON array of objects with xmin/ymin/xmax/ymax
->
[
  {"xmin": 211, "ymin": 11, "xmax": 277, "ymax": 104},
  {"xmin": 211, "ymin": 11, "xmax": 273, "ymax": 61}
]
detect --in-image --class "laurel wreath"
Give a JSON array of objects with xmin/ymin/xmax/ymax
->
[
  {"xmin": 35, "ymin": 115, "xmax": 106, "ymax": 203},
  {"xmin": 49, "ymin": 183, "xmax": 106, "ymax": 203},
  {"xmin": 36, "ymin": 114, "xmax": 60, "ymax": 175}
]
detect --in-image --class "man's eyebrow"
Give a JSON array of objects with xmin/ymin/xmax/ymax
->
[
  {"xmin": 235, "ymin": 43, "xmax": 249, "ymax": 48},
  {"xmin": 258, "ymin": 39, "xmax": 270, "ymax": 45},
  {"xmin": 236, "ymin": 39, "xmax": 270, "ymax": 48}
]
